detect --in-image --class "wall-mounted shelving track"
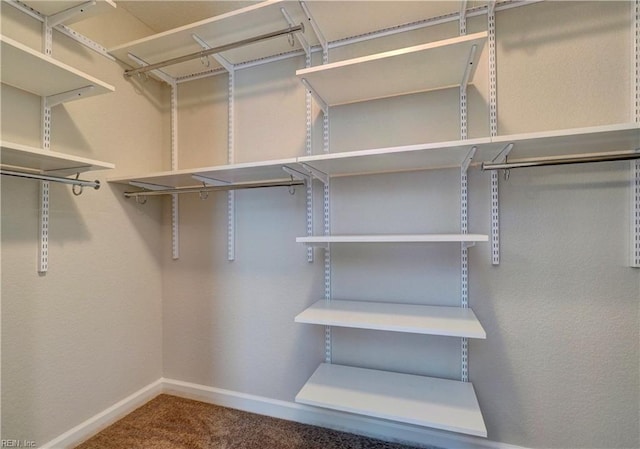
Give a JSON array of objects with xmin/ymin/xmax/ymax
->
[{"xmin": 1, "ymin": 1, "xmax": 116, "ymax": 274}]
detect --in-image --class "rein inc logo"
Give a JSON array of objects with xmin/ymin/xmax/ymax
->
[{"xmin": 1, "ymin": 441, "xmax": 36, "ymax": 448}]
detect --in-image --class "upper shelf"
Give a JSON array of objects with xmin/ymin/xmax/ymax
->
[
  {"xmin": 108, "ymin": 0, "xmax": 317, "ymax": 79},
  {"xmin": 22, "ymin": 1, "xmax": 116, "ymax": 25},
  {"xmin": 108, "ymin": 158, "xmax": 301, "ymax": 189},
  {"xmin": 297, "ymin": 32, "xmax": 487, "ymax": 107},
  {"xmin": 1, "ymin": 141, "xmax": 115, "ymax": 176},
  {"xmin": 0, "ymin": 35, "xmax": 114, "ymax": 101}
]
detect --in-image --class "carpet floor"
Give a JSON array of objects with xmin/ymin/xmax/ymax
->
[{"xmin": 75, "ymin": 394, "xmax": 429, "ymax": 449}]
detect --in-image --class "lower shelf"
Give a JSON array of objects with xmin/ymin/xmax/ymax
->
[{"xmin": 296, "ymin": 363, "xmax": 487, "ymax": 437}]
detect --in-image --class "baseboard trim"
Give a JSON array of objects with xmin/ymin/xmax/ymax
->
[
  {"xmin": 41, "ymin": 377, "xmax": 526, "ymax": 449},
  {"xmin": 161, "ymin": 377, "xmax": 527, "ymax": 449},
  {"xmin": 40, "ymin": 379, "xmax": 164, "ymax": 449}
]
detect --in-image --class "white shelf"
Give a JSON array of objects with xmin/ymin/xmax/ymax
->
[
  {"xmin": 108, "ymin": 0, "xmax": 317, "ymax": 79},
  {"xmin": 297, "ymin": 234, "xmax": 489, "ymax": 245},
  {"xmin": 298, "ymin": 137, "xmax": 493, "ymax": 177},
  {"xmin": 0, "ymin": 35, "xmax": 114, "ymax": 101},
  {"xmin": 297, "ymin": 32, "xmax": 487, "ymax": 107},
  {"xmin": 108, "ymin": 158, "xmax": 301, "ymax": 189},
  {"xmin": 492, "ymin": 123, "xmax": 640, "ymax": 159},
  {"xmin": 1, "ymin": 141, "xmax": 114, "ymax": 175},
  {"xmin": 296, "ymin": 363, "xmax": 487, "ymax": 437},
  {"xmin": 296, "ymin": 299, "xmax": 486, "ymax": 339},
  {"xmin": 22, "ymin": 1, "xmax": 116, "ymax": 24}
]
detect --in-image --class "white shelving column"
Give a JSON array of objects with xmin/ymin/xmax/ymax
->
[
  {"xmin": 633, "ymin": 0, "xmax": 640, "ymax": 268},
  {"xmin": 227, "ymin": 65, "xmax": 236, "ymax": 261},
  {"xmin": 488, "ymin": 0, "xmax": 500, "ymax": 266},
  {"xmin": 171, "ymin": 82, "xmax": 180, "ymax": 260},
  {"xmin": 38, "ymin": 20, "xmax": 53, "ymax": 274}
]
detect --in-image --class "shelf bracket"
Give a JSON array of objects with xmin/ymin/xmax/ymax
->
[
  {"xmin": 632, "ymin": 0, "xmax": 639, "ymax": 267},
  {"xmin": 192, "ymin": 174, "xmax": 231, "ymax": 187},
  {"xmin": 281, "ymin": 7, "xmax": 310, "ymax": 56},
  {"xmin": 46, "ymin": 0, "xmax": 96, "ymax": 28},
  {"xmin": 301, "ymin": 163, "xmax": 329, "ymax": 185},
  {"xmin": 129, "ymin": 181, "xmax": 172, "ymax": 191},
  {"xmin": 127, "ymin": 53, "xmax": 175, "ymax": 85},
  {"xmin": 45, "ymin": 86, "xmax": 95, "ymax": 108},
  {"xmin": 282, "ymin": 166, "xmax": 310, "ymax": 184},
  {"xmin": 300, "ymin": 1, "xmax": 328, "ymax": 55},
  {"xmin": 301, "ymin": 79, "xmax": 328, "ymax": 115},
  {"xmin": 192, "ymin": 34, "xmax": 235, "ymax": 72}
]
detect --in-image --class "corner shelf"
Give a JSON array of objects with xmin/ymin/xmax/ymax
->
[
  {"xmin": 1, "ymin": 141, "xmax": 114, "ymax": 176},
  {"xmin": 296, "ymin": 234, "xmax": 489, "ymax": 245},
  {"xmin": 108, "ymin": 0, "xmax": 317, "ymax": 79},
  {"xmin": 296, "ymin": 32, "xmax": 487, "ymax": 107},
  {"xmin": 296, "ymin": 363, "xmax": 487, "ymax": 437},
  {"xmin": 0, "ymin": 35, "xmax": 114, "ymax": 102},
  {"xmin": 296, "ymin": 299, "xmax": 486, "ymax": 339}
]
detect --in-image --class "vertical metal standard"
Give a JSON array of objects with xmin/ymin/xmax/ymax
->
[
  {"xmin": 227, "ymin": 68, "xmax": 236, "ymax": 261},
  {"xmin": 39, "ymin": 22, "xmax": 53, "ymax": 274},
  {"xmin": 460, "ymin": 148, "xmax": 475, "ymax": 383},
  {"xmin": 171, "ymin": 83, "xmax": 180, "ymax": 260},
  {"xmin": 633, "ymin": 0, "xmax": 640, "ymax": 268},
  {"xmin": 488, "ymin": 1, "xmax": 500, "ymax": 266},
  {"xmin": 321, "ymin": 46, "xmax": 332, "ymax": 364},
  {"xmin": 305, "ymin": 52, "xmax": 314, "ymax": 263}
]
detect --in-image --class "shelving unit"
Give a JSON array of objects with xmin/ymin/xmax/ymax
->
[
  {"xmin": 297, "ymin": 32, "xmax": 487, "ymax": 106},
  {"xmin": 295, "ymin": 299, "xmax": 486, "ymax": 338},
  {"xmin": 1, "ymin": 35, "xmax": 114, "ymax": 101},
  {"xmin": 1, "ymin": 141, "xmax": 114, "ymax": 176},
  {"xmin": 296, "ymin": 363, "xmax": 487, "ymax": 437}
]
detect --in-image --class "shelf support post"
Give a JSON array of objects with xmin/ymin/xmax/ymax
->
[
  {"xmin": 632, "ymin": 0, "xmax": 640, "ymax": 267},
  {"xmin": 227, "ymin": 65, "xmax": 236, "ymax": 261},
  {"xmin": 170, "ymin": 81, "xmax": 180, "ymax": 260},
  {"xmin": 305, "ymin": 52, "xmax": 315, "ymax": 263},
  {"xmin": 488, "ymin": 0, "xmax": 500, "ymax": 266}
]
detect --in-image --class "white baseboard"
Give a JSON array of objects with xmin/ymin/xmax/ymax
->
[
  {"xmin": 161, "ymin": 377, "xmax": 527, "ymax": 449},
  {"xmin": 40, "ymin": 379, "xmax": 164, "ymax": 449},
  {"xmin": 41, "ymin": 377, "xmax": 527, "ymax": 449}
]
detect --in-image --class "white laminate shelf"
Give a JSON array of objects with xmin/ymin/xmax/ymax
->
[
  {"xmin": 0, "ymin": 35, "xmax": 114, "ymax": 101},
  {"xmin": 296, "ymin": 363, "xmax": 487, "ymax": 437},
  {"xmin": 297, "ymin": 32, "xmax": 487, "ymax": 107},
  {"xmin": 110, "ymin": 123, "xmax": 639, "ymax": 193},
  {"xmin": 108, "ymin": 158, "xmax": 301, "ymax": 189},
  {"xmin": 1, "ymin": 141, "xmax": 114, "ymax": 175},
  {"xmin": 22, "ymin": 1, "xmax": 116, "ymax": 24},
  {"xmin": 296, "ymin": 299, "xmax": 486, "ymax": 339},
  {"xmin": 108, "ymin": 0, "xmax": 316, "ymax": 79},
  {"xmin": 296, "ymin": 234, "xmax": 489, "ymax": 245}
]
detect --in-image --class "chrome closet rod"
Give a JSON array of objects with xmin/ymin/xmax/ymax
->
[
  {"xmin": 481, "ymin": 149, "xmax": 640, "ymax": 170},
  {"xmin": 1, "ymin": 169, "xmax": 100, "ymax": 189},
  {"xmin": 124, "ymin": 179, "xmax": 304, "ymax": 198},
  {"xmin": 124, "ymin": 23, "xmax": 305, "ymax": 77}
]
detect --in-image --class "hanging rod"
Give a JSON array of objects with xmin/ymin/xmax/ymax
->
[
  {"xmin": 124, "ymin": 23, "xmax": 304, "ymax": 78},
  {"xmin": 481, "ymin": 149, "xmax": 640, "ymax": 171},
  {"xmin": 124, "ymin": 179, "xmax": 304, "ymax": 198},
  {"xmin": 1, "ymin": 168, "xmax": 100, "ymax": 189}
]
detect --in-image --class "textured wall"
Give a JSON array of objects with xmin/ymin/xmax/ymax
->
[{"xmin": 0, "ymin": 4, "xmax": 168, "ymax": 445}]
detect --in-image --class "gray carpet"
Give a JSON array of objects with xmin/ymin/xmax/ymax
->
[{"xmin": 75, "ymin": 394, "xmax": 434, "ymax": 449}]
